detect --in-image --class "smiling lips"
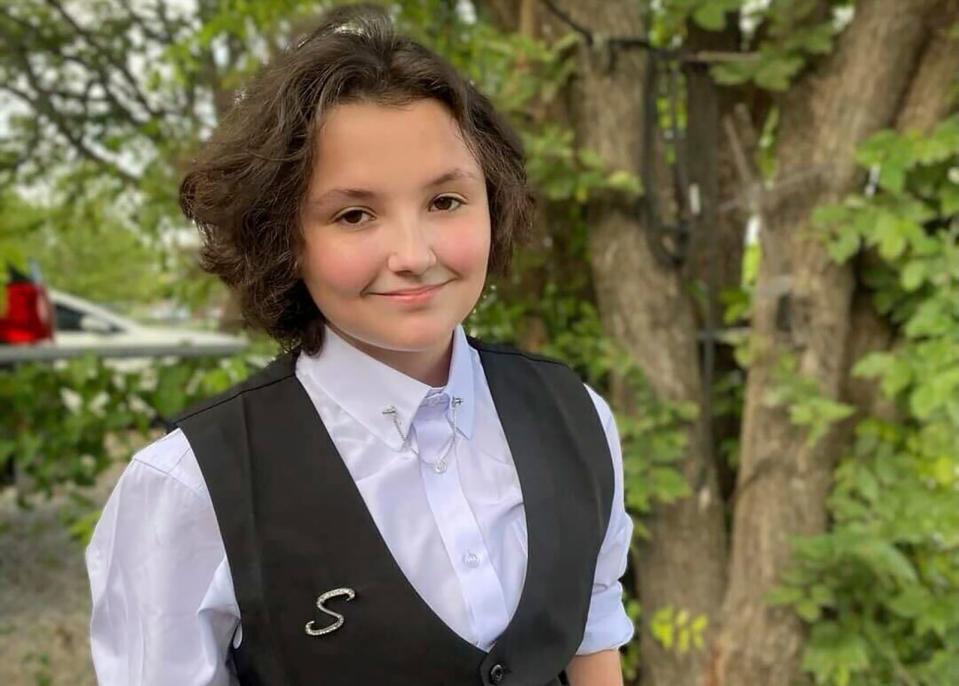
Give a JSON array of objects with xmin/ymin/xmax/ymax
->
[{"xmin": 373, "ymin": 282, "xmax": 447, "ymax": 303}]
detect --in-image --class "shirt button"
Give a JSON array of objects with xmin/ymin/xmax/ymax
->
[
  {"xmin": 464, "ymin": 551, "xmax": 480, "ymax": 568},
  {"xmin": 489, "ymin": 663, "xmax": 506, "ymax": 684}
]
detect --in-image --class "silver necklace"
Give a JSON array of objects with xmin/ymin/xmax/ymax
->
[{"xmin": 382, "ymin": 397, "xmax": 462, "ymax": 474}]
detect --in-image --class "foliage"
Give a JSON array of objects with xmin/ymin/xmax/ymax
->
[
  {"xmin": 1, "ymin": 353, "xmax": 261, "ymax": 505},
  {"xmin": 0, "ymin": 188, "xmax": 172, "ymax": 308},
  {"xmin": 649, "ymin": 605, "xmax": 709, "ymax": 654},
  {"xmin": 0, "ymin": 191, "xmax": 44, "ymax": 278},
  {"xmin": 770, "ymin": 118, "xmax": 959, "ymax": 685},
  {"xmin": 765, "ymin": 352, "xmax": 855, "ymax": 446},
  {"xmin": 653, "ymin": 0, "xmax": 850, "ymax": 91}
]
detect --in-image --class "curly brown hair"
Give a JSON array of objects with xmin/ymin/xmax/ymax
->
[{"xmin": 178, "ymin": 3, "xmax": 534, "ymax": 354}]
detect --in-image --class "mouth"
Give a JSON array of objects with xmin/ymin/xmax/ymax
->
[
  {"xmin": 381, "ymin": 284, "xmax": 444, "ymax": 296},
  {"xmin": 373, "ymin": 281, "xmax": 449, "ymax": 296},
  {"xmin": 371, "ymin": 281, "xmax": 449, "ymax": 302}
]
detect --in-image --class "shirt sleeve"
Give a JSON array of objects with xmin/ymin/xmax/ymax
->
[
  {"xmin": 576, "ymin": 385, "xmax": 636, "ymax": 655},
  {"xmin": 85, "ymin": 430, "xmax": 240, "ymax": 686}
]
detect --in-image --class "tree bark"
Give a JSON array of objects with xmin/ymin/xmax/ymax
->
[
  {"xmin": 549, "ymin": 3, "xmax": 729, "ymax": 685},
  {"xmin": 894, "ymin": 0, "xmax": 959, "ymax": 134},
  {"xmin": 709, "ymin": 2, "xmax": 945, "ymax": 684}
]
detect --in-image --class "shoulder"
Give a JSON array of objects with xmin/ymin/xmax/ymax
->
[
  {"xmin": 126, "ymin": 428, "xmax": 210, "ymax": 502},
  {"xmin": 467, "ymin": 338, "xmax": 586, "ymax": 393},
  {"xmin": 469, "ymin": 337, "xmax": 614, "ymax": 424},
  {"xmin": 470, "ymin": 337, "xmax": 611, "ymax": 411},
  {"xmin": 88, "ymin": 429, "xmax": 222, "ymax": 568},
  {"xmin": 582, "ymin": 382, "xmax": 615, "ymax": 430},
  {"xmin": 467, "ymin": 336, "xmax": 573, "ymax": 370}
]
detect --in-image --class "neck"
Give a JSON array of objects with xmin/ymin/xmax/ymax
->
[{"xmin": 330, "ymin": 326, "xmax": 454, "ymax": 388}]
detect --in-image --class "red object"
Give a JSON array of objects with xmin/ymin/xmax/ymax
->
[{"xmin": 0, "ymin": 280, "xmax": 55, "ymax": 344}]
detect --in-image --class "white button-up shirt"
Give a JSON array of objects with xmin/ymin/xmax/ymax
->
[{"xmin": 86, "ymin": 325, "xmax": 634, "ymax": 685}]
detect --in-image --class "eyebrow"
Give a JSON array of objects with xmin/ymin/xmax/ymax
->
[{"xmin": 306, "ymin": 168, "xmax": 480, "ymax": 206}]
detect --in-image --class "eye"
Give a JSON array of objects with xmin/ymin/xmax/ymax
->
[
  {"xmin": 430, "ymin": 195, "xmax": 464, "ymax": 212},
  {"xmin": 334, "ymin": 208, "xmax": 374, "ymax": 226}
]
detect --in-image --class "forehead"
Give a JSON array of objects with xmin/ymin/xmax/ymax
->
[{"xmin": 309, "ymin": 99, "xmax": 482, "ymax": 191}]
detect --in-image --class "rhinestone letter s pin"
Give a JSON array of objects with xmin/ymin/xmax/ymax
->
[{"xmin": 305, "ymin": 587, "xmax": 356, "ymax": 637}]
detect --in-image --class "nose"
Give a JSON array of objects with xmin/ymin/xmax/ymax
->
[{"xmin": 386, "ymin": 217, "xmax": 436, "ymax": 275}]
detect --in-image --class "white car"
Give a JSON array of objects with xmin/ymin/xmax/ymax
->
[{"xmin": 0, "ymin": 289, "xmax": 247, "ymax": 364}]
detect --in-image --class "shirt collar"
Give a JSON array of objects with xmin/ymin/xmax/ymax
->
[{"xmin": 299, "ymin": 324, "xmax": 475, "ymax": 451}]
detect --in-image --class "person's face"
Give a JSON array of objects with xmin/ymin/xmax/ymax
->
[{"xmin": 299, "ymin": 99, "xmax": 491, "ymax": 357}]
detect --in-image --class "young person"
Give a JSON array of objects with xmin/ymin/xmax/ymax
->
[{"xmin": 86, "ymin": 5, "xmax": 634, "ymax": 685}]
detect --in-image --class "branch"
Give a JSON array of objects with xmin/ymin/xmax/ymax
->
[
  {"xmin": 58, "ymin": 53, "xmax": 154, "ymax": 129},
  {"xmin": 0, "ymin": 120, "xmax": 42, "ymax": 179},
  {"xmin": 116, "ymin": 0, "xmax": 170, "ymax": 43},
  {"xmin": 1, "ymin": 6, "xmax": 158, "ymax": 135},
  {"xmin": 895, "ymin": 0, "xmax": 959, "ymax": 133},
  {"xmin": 42, "ymin": 0, "xmax": 163, "ymax": 121},
  {"xmin": 154, "ymin": 0, "xmax": 188, "ymax": 44},
  {"xmin": 1, "ymin": 72, "xmax": 138, "ymax": 185}
]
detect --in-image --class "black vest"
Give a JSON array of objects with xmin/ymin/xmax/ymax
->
[{"xmin": 176, "ymin": 338, "xmax": 614, "ymax": 686}]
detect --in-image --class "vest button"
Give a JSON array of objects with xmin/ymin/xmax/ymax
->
[{"xmin": 489, "ymin": 663, "xmax": 506, "ymax": 684}]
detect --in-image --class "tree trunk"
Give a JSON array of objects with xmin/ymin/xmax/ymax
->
[
  {"xmin": 551, "ymin": 3, "xmax": 729, "ymax": 685},
  {"xmin": 709, "ymin": 2, "xmax": 945, "ymax": 683}
]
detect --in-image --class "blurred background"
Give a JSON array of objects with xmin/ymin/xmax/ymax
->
[{"xmin": 1, "ymin": 1, "xmax": 958, "ymax": 684}]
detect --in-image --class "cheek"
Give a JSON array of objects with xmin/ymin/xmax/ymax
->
[
  {"xmin": 301, "ymin": 234, "xmax": 379, "ymax": 294},
  {"xmin": 440, "ymin": 216, "xmax": 492, "ymax": 275}
]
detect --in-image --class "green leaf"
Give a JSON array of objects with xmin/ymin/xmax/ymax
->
[
  {"xmin": 853, "ymin": 540, "xmax": 918, "ymax": 584},
  {"xmin": 852, "ymin": 352, "xmax": 893, "ymax": 380},
  {"xmin": 881, "ymin": 359, "xmax": 913, "ymax": 398},
  {"xmin": 901, "ymin": 260, "xmax": 927, "ymax": 291},
  {"xmin": 754, "ymin": 55, "xmax": 804, "ymax": 91},
  {"xmin": 650, "ymin": 606, "xmax": 676, "ymax": 649},
  {"xmin": 874, "ymin": 212, "xmax": 907, "ymax": 260},
  {"xmin": 886, "ymin": 586, "xmax": 929, "ymax": 619},
  {"xmin": 606, "ymin": 169, "xmax": 643, "ymax": 196},
  {"xmin": 797, "ymin": 23, "xmax": 835, "ymax": 55},
  {"xmin": 795, "ymin": 599, "xmax": 822, "ymax": 622},
  {"xmin": 929, "ymin": 116, "xmax": 959, "ymax": 157},
  {"xmin": 692, "ymin": 2, "xmax": 728, "ymax": 31},
  {"xmin": 856, "ymin": 130, "xmax": 905, "ymax": 168},
  {"xmin": 766, "ymin": 585, "xmax": 804, "ymax": 606},
  {"xmin": 855, "ymin": 468, "xmax": 879, "ymax": 503},
  {"xmin": 803, "ymin": 623, "xmax": 870, "ymax": 684},
  {"xmin": 875, "ymin": 136, "xmax": 915, "ymax": 192},
  {"xmin": 941, "ymin": 183, "xmax": 959, "ymax": 215},
  {"xmin": 710, "ymin": 60, "xmax": 757, "ymax": 86},
  {"xmin": 827, "ymin": 228, "xmax": 861, "ymax": 263}
]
